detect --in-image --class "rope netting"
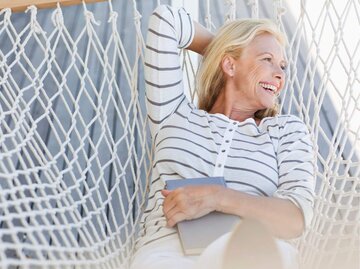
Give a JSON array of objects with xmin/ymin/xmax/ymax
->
[{"xmin": 0, "ymin": 0, "xmax": 358, "ymax": 268}]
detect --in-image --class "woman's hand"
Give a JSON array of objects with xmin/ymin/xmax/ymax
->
[{"xmin": 161, "ymin": 185, "xmax": 222, "ymax": 227}]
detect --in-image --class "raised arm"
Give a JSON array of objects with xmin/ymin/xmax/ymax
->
[
  {"xmin": 145, "ymin": 5, "xmax": 213, "ymax": 139},
  {"xmin": 187, "ymin": 22, "xmax": 214, "ymax": 55}
]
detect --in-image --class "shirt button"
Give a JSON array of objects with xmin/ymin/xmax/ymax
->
[
  {"xmin": 217, "ymin": 164, "xmax": 222, "ymax": 167},
  {"xmin": 221, "ymin": 149, "xmax": 226, "ymax": 153},
  {"xmin": 233, "ymin": 122, "xmax": 237, "ymax": 125},
  {"xmin": 225, "ymin": 140, "xmax": 230, "ymax": 143},
  {"xmin": 229, "ymin": 129, "xmax": 233, "ymax": 132}
]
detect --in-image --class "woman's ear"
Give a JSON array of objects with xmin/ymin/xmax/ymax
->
[{"xmin": 221, "ymin": 56, "xmax": 235, "ymax": 77}]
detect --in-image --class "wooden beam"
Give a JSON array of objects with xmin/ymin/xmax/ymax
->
[{"xmin": 0, "ymin": 0, "xmax": 107, "ymax": 12}]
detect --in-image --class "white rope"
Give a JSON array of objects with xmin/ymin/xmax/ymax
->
[
  {"xmin": 247, "ymin": 0, "xmax": 259, "ymax": 18},
  {"xmin": 204, "ymin": 0, "xmax": 216, "ymax": 30},
  {"xmin": 0, "ymin": 0, "xmax": 148, "ymax": 266},
  {"xmin": 273, "ymin": 0, "xmax": 286, "ymax": 26},
  {"xmin": 225, "ymin": 0, "xmax": 236, "ymax": 22},
  {"xmin": 0, "ymin": 1, "xmax": 359, "ymax": 268},
  {"xmin": 26, "ymin": 5, "xmax": 44, "ymax": 35}
]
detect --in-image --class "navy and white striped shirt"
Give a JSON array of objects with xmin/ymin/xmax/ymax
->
[{"xmin": 136, "ymin": 5, "xmax": 315, "ymax": 249}]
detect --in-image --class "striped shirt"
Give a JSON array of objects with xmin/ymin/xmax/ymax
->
[{"xmin": 136, "ymin": 5, "xmax": 315, "ymax": 249}]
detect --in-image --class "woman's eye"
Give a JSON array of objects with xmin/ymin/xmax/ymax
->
[
  {"xmin": 263, "ymin": 57, "xmax": 272, "ymax": 62},
  {"xmin": 281, "ymin": 65, "xmax": 287, "ymax": 71}
]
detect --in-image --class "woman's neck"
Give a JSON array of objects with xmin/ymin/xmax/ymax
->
[{"xmin": 209, "ymin": 87, "xmax": 257, "ymax": 123}]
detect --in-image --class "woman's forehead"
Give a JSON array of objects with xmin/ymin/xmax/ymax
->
[{"xmin": 245, "ymin": 33, "xmax": 285, "ymax": 58}]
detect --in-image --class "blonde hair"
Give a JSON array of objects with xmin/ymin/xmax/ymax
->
[{"xmin": 197, "ymin": 19, "xmax": 286, "ymax": 119}]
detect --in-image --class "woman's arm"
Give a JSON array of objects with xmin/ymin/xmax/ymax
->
[
  {"xmin": 145, "ymin": 6, "xmax": 214, "ymax": 139},
  {"xmin": 162, "ymin": 186, "xmax": 303, "ymax": 239},
  {"xmin": 215, "ymin": 188, "xmax": 305, "ymax": 239},
  {"xmin": 187, "ymin": 22, "xmax": 214, "ymax": 55},
  {"xmin": 145, "ymin": 6, "xmax": 197, "ymax": 138}
]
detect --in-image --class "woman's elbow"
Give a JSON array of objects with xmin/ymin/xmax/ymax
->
[
  {"xmin": 291, "ymin": 218, "xmax": 305, "ymax": 238},
  {"xmin": 282, "ymin": 211, "xmax": 306, "ymax": 239}
]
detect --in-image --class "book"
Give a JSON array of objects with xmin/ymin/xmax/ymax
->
[{"xmin": 165, "ymin": 176, "xmax": 240, "ymax": 255}]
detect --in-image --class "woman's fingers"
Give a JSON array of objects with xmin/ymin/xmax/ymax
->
[
  {"xmin": 162, "ymin": 188, "xmax": 180, "ymax": 213},
  {"xmin": 166, "ymin": 211, "xmax": 188, "ymax": 227},
  {"xmin": 166, "ymin": 197, "xmax": 194, "ymax": 222},
  {"xmin": 162, "ymin": 188, "xmax": 188, "ymax": 217},
  {"xmin": 161, "ymin": 189, "xmax": 171, "ymax": 197},
  {"xmin": 161, "ymin": 186, "xmax": 216, "ymax": 226},
  {"xmin": 162, "ymin": 193, "xmax": 178, "ymax": 216}
]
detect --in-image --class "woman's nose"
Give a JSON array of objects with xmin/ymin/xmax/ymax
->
[{"xmin": 274, "ymin": 66, "xmax": 285, "ymax": 81}]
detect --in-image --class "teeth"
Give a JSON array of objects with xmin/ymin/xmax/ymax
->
[{"xmin": 259, "ymin": 83, "xmax": 277, "ymax": 92}]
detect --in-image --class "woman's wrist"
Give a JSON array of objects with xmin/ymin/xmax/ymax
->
[
  {"xmin": 214, "ymin": 187, "xmax": 250, "ymax": 217},
  {"xmin": 213, "ymin": 185, "xmax": 230, "ymax": 213},
  {"xmin": 207, "ymin": 185, "xmax": 221, "ymax": 212}
]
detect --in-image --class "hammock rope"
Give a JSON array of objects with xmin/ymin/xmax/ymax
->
[{"xmin": 0, "ymin": 1, "xmax": 358, "ymax": 268}]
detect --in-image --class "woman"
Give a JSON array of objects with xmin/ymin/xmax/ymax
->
[{"xmin": 131, "ymin": 5, "xmax": 315, "ymax": 269}]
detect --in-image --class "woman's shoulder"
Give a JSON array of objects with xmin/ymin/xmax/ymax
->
[
  {"xmin": 262, "ymin": 114, "xmax": 306, "ymax": 127},
  {"xmin": 260, "ymin": 114, "xmax": 309, "ymax": 135}
]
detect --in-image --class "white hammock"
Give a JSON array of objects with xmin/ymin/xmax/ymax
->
[{"xmin": 0, "ymin": 0, "xmax": 358, "ymax": 268}]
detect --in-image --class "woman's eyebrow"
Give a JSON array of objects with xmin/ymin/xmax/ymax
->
[{"xmin": 257, "ymin": 52, "xmax": 272, "ymax": 57}]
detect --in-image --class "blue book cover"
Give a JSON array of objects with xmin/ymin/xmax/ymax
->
[{"xmin": 166, "ymin": 176, "xmax": 226, "ymax": 189}]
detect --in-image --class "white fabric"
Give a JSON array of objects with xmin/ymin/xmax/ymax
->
[
  {"xmin": 131, "ymin": 231, "xmax": 298, "ymax": 269},
  {"xmin": 213, "ymin": 119, "xmax": 237, "ymax": 177}
]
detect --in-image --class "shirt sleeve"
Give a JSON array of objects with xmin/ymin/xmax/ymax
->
[
  {"xmin": 145, "ymin": 5, "xmax": 195, "ymax": 139},
  {"xmin": 273, "ymin": 116, "xmax": 316, "ymax": 229}
]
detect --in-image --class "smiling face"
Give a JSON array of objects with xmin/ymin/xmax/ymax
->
[{"xmin": 231, "ymin": 32, "xmax": 287, "ymax": 112}]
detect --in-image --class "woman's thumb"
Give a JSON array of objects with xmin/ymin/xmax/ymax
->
[{"xmin": 161, "ymin": 189, "xmax": 171, "ymax": 197}]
